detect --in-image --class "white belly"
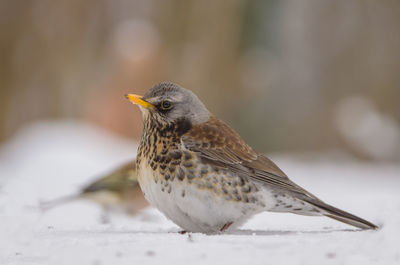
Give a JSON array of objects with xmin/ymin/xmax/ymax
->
[{"xmin": 138, "ymin": 163, "xmax": 272, "ymax": 233}]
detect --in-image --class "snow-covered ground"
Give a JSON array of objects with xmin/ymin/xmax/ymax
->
[{"xmin": 0, "ymin": 121, "xmax": 399, "ymax": 265}]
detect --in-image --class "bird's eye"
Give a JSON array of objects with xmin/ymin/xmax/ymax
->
[{"xmin": 160, "ymin": 100, "xmax": 173, "ymax": 110}]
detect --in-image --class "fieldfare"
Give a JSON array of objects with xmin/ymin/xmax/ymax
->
[{"xmin": 126, "ymin": 82, "xmax": 377, "ymax": 234}]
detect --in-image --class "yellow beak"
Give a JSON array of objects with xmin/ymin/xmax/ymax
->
[{"xmin": 125, "ymin": 94, "xmax": 155, "ymax": 109}]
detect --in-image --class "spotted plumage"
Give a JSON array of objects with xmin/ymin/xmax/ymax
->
[{"xmin": 126, "ymin": 82, "xmax": 377, "ymax": 234}]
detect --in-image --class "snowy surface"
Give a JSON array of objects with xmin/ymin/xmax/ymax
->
[{"xmin": 0, "ymin": 121, "xmax": 399, "ymax": 265}]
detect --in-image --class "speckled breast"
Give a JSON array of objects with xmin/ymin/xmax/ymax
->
[{"xmin": 136, "ymin": 116, "xmax": 266, "ymax": 208}]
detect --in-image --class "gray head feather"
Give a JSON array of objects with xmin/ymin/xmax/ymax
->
[{"xmin": 142, "ymin": 82, "xmax": 210, "ymax": 125}]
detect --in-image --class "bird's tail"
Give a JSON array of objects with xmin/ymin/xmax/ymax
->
[
  {"xmin": 303, "ymin": 198, "xmax": 378, "ymax": 230},
  {"xmin": 39, "ymin": 194, "xmax": 80, "ymax": 212}
]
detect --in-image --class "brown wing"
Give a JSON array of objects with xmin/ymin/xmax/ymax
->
[{"xmin": 182, "ymin": 116, "xmax": 316, "ymax": 198}]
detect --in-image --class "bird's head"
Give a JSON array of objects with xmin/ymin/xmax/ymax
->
[{"xmin": 126, "ymin": 82, "xmax": 210, "ymax": 131}]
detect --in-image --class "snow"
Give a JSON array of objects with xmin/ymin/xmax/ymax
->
[{"xmin": 1, "ymin": 121, "xmax": 399, "ymax": 265}]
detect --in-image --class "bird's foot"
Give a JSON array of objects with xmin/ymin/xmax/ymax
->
[{"xmin": 99, "ymin": 212, "xmax": 111, "ymax": 224}]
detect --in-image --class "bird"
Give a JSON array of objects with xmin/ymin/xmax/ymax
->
[
  {"xmin": 40, "ymin": 161, "xmax": 148, "ymax": 221},
  {"xmin": 125, "ymin": 82, "xmax": 377, "ymax": 234}
]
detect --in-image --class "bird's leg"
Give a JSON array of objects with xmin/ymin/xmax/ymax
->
[
  {"xmin": 220, "ymin": 222, "xmax": 233, "ymax": 232},
  {"xmin": 99, "ymin": 207, "xmax": 111, "ymax": 224}
]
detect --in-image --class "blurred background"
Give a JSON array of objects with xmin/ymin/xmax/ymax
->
[
  {"xmin": 1, "ymin": 3, "xmax": 400, "ymax": 261},
  {"xmin": 1, "ymin": 0, "xmax": 400, "ymax": 162}
]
